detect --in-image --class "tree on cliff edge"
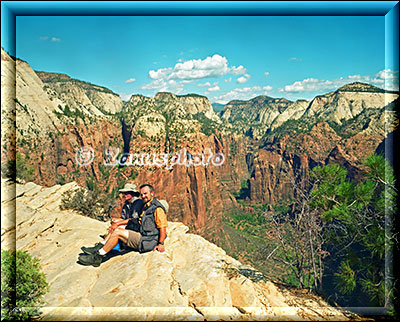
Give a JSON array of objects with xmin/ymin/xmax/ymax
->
[
  {"xmin": 1, "ymin": 250, "xmax": 49, "ymax": 321},
  {"xmin": 263, "ymin": 154, "xmax": 396, "ymax": 312}
]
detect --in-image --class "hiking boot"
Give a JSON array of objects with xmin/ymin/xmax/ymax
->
[
  {"xmin": 81, "ymin": 242, "xmax": 104, "ymax": 255},
  {"xmin": 79, "ymin": 252, "xmax": 104, "ymax": 267}
]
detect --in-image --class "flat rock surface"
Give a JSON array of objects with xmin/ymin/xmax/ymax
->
[{"xmin": 1, "ymin": 178, "xmax": 357, "ymax": 321}]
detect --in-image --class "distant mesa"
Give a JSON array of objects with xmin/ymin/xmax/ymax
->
[{"xmin": 337, "ymin": 82, "xmax": 387, "ymax": 93}]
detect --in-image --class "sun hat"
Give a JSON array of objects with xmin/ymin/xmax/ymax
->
[
  {"xmin": 159, "ymin": 199, "xmax": 169, "ymax": 213},
  {"xmin": 119, "ymin": 183, "xmax": 138, "ymax": 193}
]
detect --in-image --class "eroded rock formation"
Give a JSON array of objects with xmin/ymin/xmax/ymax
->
[{"xmin": 1, "ymin": 178, "xmax": 356, "ymax": 321}]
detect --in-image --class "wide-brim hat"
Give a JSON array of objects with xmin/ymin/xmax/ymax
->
[{"xmin": 119, "ymin": 183, "xmax": 138, "ymax": 193}]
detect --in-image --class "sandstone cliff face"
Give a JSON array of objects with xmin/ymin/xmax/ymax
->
[
  {"xmin": 37, "ymin": 71, "xmax": 123, "ymax": 115},
  {"xmin": 220, "ymin": 83, "xmax": 398, "ymax": 140},
  {"xmin": 3, "ymin": 47, "xmax": 398, "ymax": 301},
  {"xmin": 1, "ymin": 178, "xmax": 354, "ymax": 321},
  {"xmin": 221, "ymin": 96, "xmax": 309, "ymax": 139},
  {"xmin": 270, "ymin": 99, "xmax": 310, "ymax": 130},
  {"xmin": 304, "ymin": 83, "xmax": 398, "ymax": 125},
  {"xmin": 177, "ymin": 94, "xmax": 221, "ymax": 122},
  {"xmin": 128, "ymin": 92, "xmax": 220, "ymax": 123},
  {"xmin": 1, "ymin": 49, "xmax": 17, "ymax": 162},
  {"xmin": 1, "ymin": 47, "xmax": 244, "ymax": 245},
  {"xmin": 2, "ymin": 50, "xmax": 61, "ymax": 137}
]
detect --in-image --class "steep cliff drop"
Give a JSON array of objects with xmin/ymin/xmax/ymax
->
[
  {"xmin": 1, "ymin": 178, "xmax": 358, "ymax": 321},
  {"xmin": 119, "ymin": 116, "xmax": 132, "ymax": 168}
]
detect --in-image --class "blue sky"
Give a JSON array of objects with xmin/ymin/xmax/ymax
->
[{"xmin": 11, "ymin": 15, "xmax": 398, "ymax": 104}]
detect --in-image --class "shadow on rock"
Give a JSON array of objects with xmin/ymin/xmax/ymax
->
[{"xmin": 77, "ymin": 248, "xmax": 137, "ymax": 266}]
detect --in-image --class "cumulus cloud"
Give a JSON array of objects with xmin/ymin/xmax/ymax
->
[
  {"xmin": 213, "ymin": 85, "xmax": 273, "ymax": 104},
  {"xmin": 51, "ymin": 37, "xmax": 61, "ymax": 42},
  {"xmin": 149, "ymin": 67, "xmax": 173, "ymax": 80},
  {"xmin": 140, "ymin": 78, "xmax": 184, "ymax": 94},
  {"xmin": 372, "ymin": 69, "xmax": 399, "ymax": 90},
  {"xmin": 148, "ymin": 54, "xmax": 247, "ymax": 82},
  {"xmin": 231, "ymin": 65, "xmax": 248, "ymax": 75},
  {"xmin": 264, "ymin": 72, "xmax": 270, "ymax": 77},
  {"xmin": 237, "ymin": 73, "xmax": 251, "ymax": 84},
  {"xmin": 198, "ymin": 81, "xmax": 211, "ymax": 87},
  {"xmin": 207, "ymin": 85, "xmax": 220, "ymax": 92},
  {"xmin": 237, "ymin": 76, "xmax": 248, "ymax": 84},
  {"xmin": 281, "ymin": 69, "xmax": 399, "ymax": 94},
  {"xmin": 125, "ymin": 78, "xmax": 136, "ymax": 84}
]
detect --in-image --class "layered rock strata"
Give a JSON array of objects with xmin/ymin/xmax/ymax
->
[{"xmin": 1, "ymin": 178, "xmax": 355, "ymax": 321}]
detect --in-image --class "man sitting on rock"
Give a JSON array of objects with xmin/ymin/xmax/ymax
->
[
  {"xmin": 79, "ymin": 184, "xmax": 168, "ymax": 267},
  {"xmin": 80, "ymin": 183, "xmax": 143, "ymax": 255}
]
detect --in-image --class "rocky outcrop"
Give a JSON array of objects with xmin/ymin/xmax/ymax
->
[
  {"xmin": 37, "ymin": 71, "xmax": 123, "ymax": 115},
  {"xmin": 1, "ymin": 178, "xmax": 355, "ymax": 321},
  {"xmin": 177, "ymin": 93, "xmax": 221, "ymax": 122},
  {"xmin": 220, "ymin": 96, "xmax": 310, "ymax": 138},
  {"xmin": 220, "ymin": 83, "xmax": 398, "ymax": 141},
  {"xmin": 303, "ymin": 83, "xmax": 398, "ymax": 125},
  {"xmin": 222, "ymin": 96, "xmax": 291, "ymax": 126},
  {"xmin": 1, "ymin": 49, "xmax": 61, "ymax": 138},
  {"xmin": 270, "ymin": 99, "xmax": 309, "ymax": 130},
  {"xmin": 128, "ymin": 92, "xmax": 220, "ymax": 123},
  {"xmin": 1, "ymin": 48, "xmax": 17, "ymax": 162}
]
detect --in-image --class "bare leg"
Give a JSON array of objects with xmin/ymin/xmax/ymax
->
[
  {"xmin": 101, "ymin": 228, "xmax": 129, "ymax": 253},
  {"xmin": 104, "ymin": 224, "xmax": 127, "ymax": 243}
]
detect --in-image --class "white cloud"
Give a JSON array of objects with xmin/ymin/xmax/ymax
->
[
  {"xmin": 264, "ymin": 72, "xmax": 270, "ymax": 78},
  {"xmin": 372, "ymin": 69, "xmax": 399, "ymax": 90},
  {"xmin": 147, "ymin": 54, "xmax": 247, "ymax": 82},
  {"xmin": 237, "ymin": 76, "xmax": 248, "ymax": 84},
  {"xmin": 198, "ymin": 81, "xmax": 211, "ymax": 87},
  {"xmin": 51, "ymin": 37, "xmax": 61, "ymax": 42},
  {"xmin": 283, "ymin": 78, "xmax": 319, "ymax": 92},
  {"xmin": 207, "ymin": 85, "xmax": 220, "ymax": 92},
  {"xmin": 225, "ymin": 77, "xmax": 232, "ymax": 83},
  {"xmin": 141, "ymin": 79, "xmax": 168, "ymax": 90},
  {"xmin": 280, "ymin": 69, "xmax": 399, "ymax": 94},
  {"xmin": 125, "ymin": 78, "xmax": 136, "ymax": 84},
  {"xmin": 231, "ymin": 65, "xmax": 247, "ymax": 75},
  {"xmin": 149, "ymin": 67, "xmax": 173, "ymax": 80},
  {"xmin": 213, "ymin": 85, "xmax": 273, "ymax": 104},
  {"xmin": 237, "ymin": 73, "xmax": 251, "ymax": 84},
  {"xmin": 289, "ymin": 57, "xmax": 302, "ymax": 62},
  {"xmin": 140, "ymin": 78, "xmax": 184, "ymax": 94},
  {"xmin": 40, "ymin": 36, "xmax": 49, "ymax": 40}
]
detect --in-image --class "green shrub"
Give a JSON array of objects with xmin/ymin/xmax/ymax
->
[
  {"xmin": 1, "ymin": 249, "xmax": 49, "ymax": 321},
  {"xmin": 1, "ymin": 159, "xmax": 16, "ymax": 181},
  {"xmin": 60, "ymin": 185, "xmax": 116, "ymax": 222},
  {"xmin": 15, "ymin": 153, "xmax": 35, "ymax": 182}
]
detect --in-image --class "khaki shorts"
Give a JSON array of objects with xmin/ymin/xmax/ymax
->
[{"xmin": 125, "ymin": 230, "xmax": 141, "ymax": 249}]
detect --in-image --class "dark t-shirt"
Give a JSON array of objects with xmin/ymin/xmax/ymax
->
[
  {"xmin": 121, "ymin": 197, "xmax": 144, "ymax": 220},
  {"xmin": 122, "ymin": 197, "xmax": 144, "ymax": 232}
]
